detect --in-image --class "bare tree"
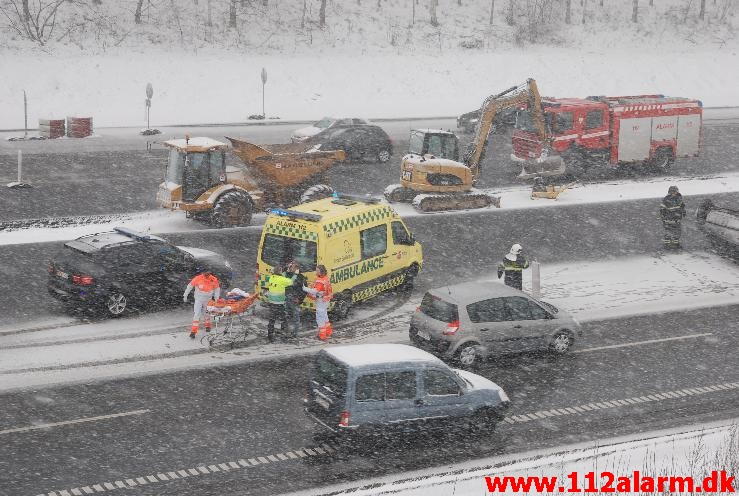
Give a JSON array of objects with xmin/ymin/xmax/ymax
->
[
  {"xmin": 582, "ymin": 0, "xmax": 587, "ymax": 23},
  {"xmin": 506, "ymin": 0, "xmax": 514, "ymax": 25},
  {"xmin": 565, "ymin": 0, "xmax": 571, "ymax": 23},
  {"xmin": 301, "ymin": 0, "xmax": 307, "ymax": 28},
  {"xmin": 429, "ymin": 0, "xmax": 438, "ymax": 26},
  {"xmin": 632, "ymin": 0, "xmax": 638, "ymax": 22},
  {"xmin": 229, "ymin": 0, "xmax": 236, "ymax": 27},
  {"xmin": 699, "ymin": 0, "xmax": 705, "ymax": 19},
  {"xmin": 134, "ymin": 0, "xmax": 144, "ymax": 23},
  {"xmin": 649, "ymin": 0, "xmax": 653, "ymax": 5},
  {"xmin": 319, "ymin": 0, "xmax": 327, "ymax": 27},
  {"xmin": 489, "ymin": 0, "xmax": 495, "ymax": 25},
  {"xmin": 0, "ymin": 0, "xmax": 69, "ymax": 45}
]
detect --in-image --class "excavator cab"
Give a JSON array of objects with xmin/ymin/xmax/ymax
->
[{"xmin": 408, "ymin": 129, "xmax": 460, "ymax": 161}]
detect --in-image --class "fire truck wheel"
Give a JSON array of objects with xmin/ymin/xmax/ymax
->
[
  {"xmin": 300, "ymin": 184, "xmax": 335, "ymax": 204},
  {"xmin": 211, "ymin": 191, "xmax": 253, "ymax": 228},
  {"xmin": 650, "ymin": 148, "xmax": 674, "ymax": 173}
]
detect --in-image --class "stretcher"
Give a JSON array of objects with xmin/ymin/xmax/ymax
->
[{"xmin": 203, "ymin": 289, "xmax": 259, "ymax": 346}]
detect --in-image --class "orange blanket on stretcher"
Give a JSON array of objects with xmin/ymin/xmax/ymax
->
[{"xmin": 207, "ymin": 293, "xmax": 258, "ymax": 315}]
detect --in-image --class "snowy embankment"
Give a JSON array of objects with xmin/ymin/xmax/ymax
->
[
  {"xmin": 2, "ymin": 48, "xmax": 739, "ymax": 131},
  {"xmin": 1, "ymin": 172, "xmax": 738, "ymax": 246},
  {"xmin": 1, "ymin": 250, "xmax": 737, "ymax": 392},
  {"xmin": 284, "ymin": 419, "xmax": 739, "ymax": 496}
]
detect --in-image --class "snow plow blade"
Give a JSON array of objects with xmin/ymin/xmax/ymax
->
[{"xmin": 411, "ymin": 193, "xmax": 500, "ymax": 212}]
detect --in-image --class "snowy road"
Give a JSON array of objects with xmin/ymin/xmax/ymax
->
[
  {"xmin": 1, "ymin": 120, "xmax": 738, "ymax": 221},
  {"xmin": 1, "ymin": 192, "xmax": 737, "ymax": 327},
  {"xmin": 0, "ymin": 305, "xmax": 737, "ymax": 496}
]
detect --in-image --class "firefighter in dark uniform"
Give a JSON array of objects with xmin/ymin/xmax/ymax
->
[
  {"xmin": 497, "ymin": 243, "xmax": 530, "ymax": 290},
  {"xmin": 660, "ymin": 185, "xmax": 686, "ymax": 249}
]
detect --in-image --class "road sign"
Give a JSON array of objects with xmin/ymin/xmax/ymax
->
[
  {"xmin": 146, "ymin": 83, "xmax": 153, "ymax": 99},
  {"xmin": 261, "ymin": 68, "xmax": 267, "ymax": 84}
]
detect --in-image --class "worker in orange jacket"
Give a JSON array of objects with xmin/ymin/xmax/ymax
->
[
  {"xmin": 304, "ymin": 264, "xmax": 333, "ymax": 340},
  {"xmin": 183, "ymin": 269, "xmax": 221, "ymax": 338}
]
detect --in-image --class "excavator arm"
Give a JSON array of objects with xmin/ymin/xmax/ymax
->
[{"xmin": 463, "ymin": 78, "xmax": 547, "ymax": 180}]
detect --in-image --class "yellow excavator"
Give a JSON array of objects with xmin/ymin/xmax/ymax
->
[{"xmin": 385, "ymin": 78, "xmax": 561, "ymax": 212}]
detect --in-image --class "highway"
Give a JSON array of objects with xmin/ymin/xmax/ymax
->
[{"xmin": 0, "ymin": 305, "xmax": 737, "ymax": 496}]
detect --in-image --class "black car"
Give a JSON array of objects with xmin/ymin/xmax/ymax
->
[
  {"xmin": 47, "ymin": 227, "xmax": 233, "ymax": 317},
  {"xmin": 306, "ymin": 124, "xmax": 393, "ymax": 163},
  {"xmin": 456, "ymin": 107, "xmax": 518, "ymax": 134}
]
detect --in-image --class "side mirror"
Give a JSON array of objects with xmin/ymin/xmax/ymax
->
[{"xmin": 409, "ymin": 234, "xmax": 416, "ymax": 245}]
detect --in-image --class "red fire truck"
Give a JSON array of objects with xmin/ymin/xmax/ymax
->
[{"xmin": 511, "ymin": 94, "xmax": 703, "ymax": 178}]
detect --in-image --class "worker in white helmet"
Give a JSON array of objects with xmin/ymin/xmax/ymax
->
[{"xmin": 497, "ymin": 244, "xmax": 530, "ymax": 290}]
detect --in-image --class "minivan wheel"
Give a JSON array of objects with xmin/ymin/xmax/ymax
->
[
  {"xmin": 456, "ymin": 343, "xmax": 481, "ymax": 369},
  {"xmin": 550, "ymin": 331, "xmax": 573, "ymax": 354},
  {"xmin": 104, "ymin": 291, "xmax": 128, "ymax": 317}
]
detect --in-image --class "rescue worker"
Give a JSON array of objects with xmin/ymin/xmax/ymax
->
[
  {"xmin": 304, "ymin": 264, "xmax": 333, "ymax": 340},
  {"xmin": 284, "ymin": 261, "xmax": 307, "ymax": 340},
  {"xmin": 660, "ymin": 185, "xmax": 687, "ymax": 249},
  {"xmin": 183, "ymin": 268, "xmax": 221, "ymax": 338},
  {"xmin": 264, "ymin": 265, "xmax": 296, "ymax": 343},
  {"xmin": 497, "ymin": 243, "xmax": 530, "ymax": 291}
]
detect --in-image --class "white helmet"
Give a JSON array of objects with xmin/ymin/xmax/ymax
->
[{"xmin": 509, "ymin": 243, "xmax": 523, "ymax": 255}]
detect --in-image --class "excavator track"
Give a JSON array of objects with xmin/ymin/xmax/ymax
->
[{"xmin": 411, "ymin": 192, "xmax": 500, "ymax": 213}]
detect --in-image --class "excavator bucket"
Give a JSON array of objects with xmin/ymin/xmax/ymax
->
[
  {"xmin": 518, "ymin": 157, "xmax": 567, "ymax": 180},
  {"xmin": 227, "ymin": 137, "xmax": 345, "ymax": 187}
]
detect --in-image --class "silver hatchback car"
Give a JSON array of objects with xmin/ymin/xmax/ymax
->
[{"xmin": 410, "ymin": 282, "xmax": 582, "ymax": 368}]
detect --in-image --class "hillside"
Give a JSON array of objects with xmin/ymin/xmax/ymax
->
[{"xmin": 0, "ymin": 0, "xmax": 736, "ymax": 55}]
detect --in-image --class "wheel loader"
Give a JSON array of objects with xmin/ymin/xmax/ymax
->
[
  {"xmin": 155, "ymin": 136, "xmax": 345, "ymax": 227},
  {"xmin": 385, "ymin": 78, "xmax": 565, "ymax": 212}
]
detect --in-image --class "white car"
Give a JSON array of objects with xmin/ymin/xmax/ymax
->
[{"xmin": 291, "ymin": 117, "xmax": 370, "ymax": 142}]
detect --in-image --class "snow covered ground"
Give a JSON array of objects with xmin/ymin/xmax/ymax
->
[
  {"xmin": 1, "ymin": 172, "xmax": 737, "ymax": 245},
  {"xmin": 284, "ymin": 418, "xmax": 739, "ymax": 496},
  {"xmin": 2, "ymin": 250, "xmax": 737, "ymax": 393},
  {"xmin": 2, "ymin": 48, "xmax": 738, "ymax": 131}
]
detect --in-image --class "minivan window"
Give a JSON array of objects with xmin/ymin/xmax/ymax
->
[
  {"xmin": 261, "ymin": 234, "xmax": 317, "ymax": 272},
  {"xmin": 360, "ymin": 224, "xmax": 387, "ymax": 259},
  {"xmin": 313, "ymin": 354, "xmax": 347, "ymax": 397},
  {"xmin": 504, "ymin": 296, "xmax": 533, "ymax": 321},
  {"xmin": 420, "ymin": 293, "xmax": 459, "ymax": 323},
  {"xmin": 386, "ymin": 371, "xmax": 416, "ymax": 400},
  {"xmin": 467, "ymin": 298, "xmax": 508, "ymax": 323},
  {"xmin": 424, "ymin": 370, "xmax": 460, "ymax": 396},
  {"xmin": 356, "ymin": 373, "xmax": 385, "ymax": 401}
]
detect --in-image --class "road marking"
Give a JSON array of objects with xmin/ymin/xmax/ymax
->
[
  {"xmin": 507, "ymin": 380, "xmax": 739, "ymax": 425},
  {"xmin": 37, "ymin": 442, "xmax": 334, "ymax": 496},
  {"xmin": 0, "ymin": 409, "xmax": 150, "ymax": 436},
  {"xmin": 574, "ymin": 333, "xmax": 713, "ymax": 354}
]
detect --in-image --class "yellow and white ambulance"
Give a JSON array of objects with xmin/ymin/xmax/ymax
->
[{"xmin": 255, "ymin": 194, "xmax": 423, "ymax": 318}]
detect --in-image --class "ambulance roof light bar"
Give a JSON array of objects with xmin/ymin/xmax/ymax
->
[
  {"xmin": 269, "ymin": 208, "xmax": 322, "ymax": 222},
  {"xmin": 331, "ymin": 192, "xmax": 380, "ymax": 204}
]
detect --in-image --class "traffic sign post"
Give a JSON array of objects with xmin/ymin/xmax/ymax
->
[
  {"xmin": 141, "ymin": 82, "xmax": 160, "ymax": 135},
  {"xmin": 261, "ymin": 68, "xmax": 267, "ymax": 118}
]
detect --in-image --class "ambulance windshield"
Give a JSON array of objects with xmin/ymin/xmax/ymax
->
[{"xmin": 262, "ymin": 234, "xmax": 317, "ymax": 272}]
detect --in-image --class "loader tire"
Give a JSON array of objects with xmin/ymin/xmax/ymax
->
[
  {"xmin": 300, "ymin": 184, "xmax": 335, "ymax": 204},
  {"xmin": 211, "ymin": 190, "xmax": 253, "ymax": 228}
]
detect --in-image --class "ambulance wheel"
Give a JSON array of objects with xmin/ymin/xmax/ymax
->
[
  {"xmin": 650, "ymin": 148, "xmax": 674, "ymax": 173},
  {"xmin": 399, "ymin": 264, "xmax": 419, "ymax": 291},
  {"xmin": 211, "ymin": 191, "xmax": 253, "ymax": 227},
  {"xmin": 331, "ymin": 292, "xmax": 352, "ymax": 321},
  {"xmin": 300, "ymin": 184, "xmax": 334, "ymax": 204}
]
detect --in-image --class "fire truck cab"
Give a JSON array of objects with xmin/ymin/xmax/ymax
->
[{"xmin": 512, "ymin": 95, "xmax": 702, "ymax": 178}]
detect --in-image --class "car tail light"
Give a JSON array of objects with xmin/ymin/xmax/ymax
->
[
  {"xmin": 443, "ymin": 320, "xmax": 461, "ymax": 335},
  {"xmin": 339, "ymin": 411, "xmax": 350, "ymax": 427},
  {"xmin": 72, "ymin": 274, "xmax": 95, "ymax": 285}
]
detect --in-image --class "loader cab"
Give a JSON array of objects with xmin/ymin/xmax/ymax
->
[
  {"xmin": 408, "ymin": 129, "xmax": 460, "ymax": 162},
  {"xmin": 162, "ymin": 137, "xmax": 228, "ymax": 202}
]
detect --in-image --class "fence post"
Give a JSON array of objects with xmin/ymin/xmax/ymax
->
[{"xmin": 531, "ymin": 260, "xmax": 541, "ymax": 299}]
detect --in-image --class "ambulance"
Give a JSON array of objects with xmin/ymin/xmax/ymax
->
[{"xmin": 255, "ymin": 194, "xmax": 423, "ymax": 319}]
